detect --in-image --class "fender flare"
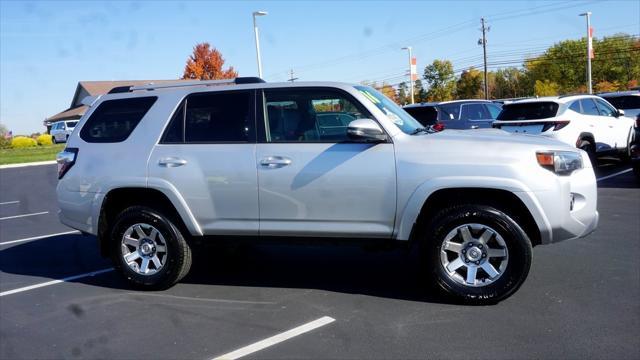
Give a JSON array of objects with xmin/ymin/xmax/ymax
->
[{"xmin": 393, "ymin": 176, "xmax": 552, "ymax": 244}]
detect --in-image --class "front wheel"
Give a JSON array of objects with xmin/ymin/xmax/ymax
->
[
  {"xmin": 422, "ymin": 205, "xmax": 532, "ymax": 304},
  {"xmin": 110, "ymin": 206, "xmax": 192, "ymax": 289}
]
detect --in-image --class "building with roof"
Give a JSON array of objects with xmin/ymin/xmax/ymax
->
[{"xmin": 44, "ymin": 80, "xmax": 187, "ymax": 132}]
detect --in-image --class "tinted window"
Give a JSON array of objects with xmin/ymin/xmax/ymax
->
[
  {"xmin": 185, "ymin": 91, "xmax": 251, "ymax": 142},
  {"xmin": 460, "ymin": 103, "xmax": 491, "ymax": 121},
  {"xmin": 437, "ymin": 103, "xmax": 461, "ymax": 121},
  {"xmin": 67, "ymin": 121, "xmax": 78, "ymax": 128},
  {"xmin": 264, "ymin": 88, "xmax": 370, "ymax": 142},
  {"xmin": 486, "ymin": 104, "xmax": 502, "ymax": 119},
  {"xmin": 80, "ymin": 97, "xmax": 157, "ymax": 143},
  {"xmin": 580, "ymin": 99, "xmax": 600, "ymax": 116},
  {"xmin": 601, "ymin": 95, "xmax": 640, "ymax": 109},
  {"xmin": 496, "ymin": 102, "xmax": 559, "ymax": 120},
  {"xmin": 595, "ymin": 99, "xmax": 617, "ymax": 117},
  {"xmin": 161, "ymin": 103, "xmax": 185, "ymax": 143},
  {"xmin": 569, "ymin": 101, "xmax": 582, "ymax": 113},
  {"xmin": 403, "ymin": 106, "xmax": 438, "ymax": 126}
]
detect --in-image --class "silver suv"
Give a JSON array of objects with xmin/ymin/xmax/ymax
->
[{"xmin": 56, "ymin": 78, "xmax": 598, "ymax": 304}]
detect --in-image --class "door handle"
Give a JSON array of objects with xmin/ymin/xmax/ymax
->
[
  {"xmin": 470, "ymin": 125, "xmax": 479, "ymax": 129},
  {"xmin": 158, "ymin": 157, "xmax": 188, "ymax": 167},
  {"xmin": 260, "ymin": 156, "xmax": 292, "ymax": 168}
]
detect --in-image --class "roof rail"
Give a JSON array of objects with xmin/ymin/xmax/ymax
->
[{"xmin": 129, "ymin": 77, "xmax": 266, "ymax": 91}]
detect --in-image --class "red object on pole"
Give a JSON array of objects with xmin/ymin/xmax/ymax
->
[{"xmin": 588, "ymin": 27, "xmax": 595, "ymax": 59}]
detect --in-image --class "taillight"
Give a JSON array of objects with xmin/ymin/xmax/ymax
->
[
  {"xmin": 432, "ymin": 122, "xmax": 445, "ymax": 132},
  {"xmin": 542, "ymin": 121, "xmax": 570, "ymax": 132},
  {"xmin": 57, "ymin": 148, "xmax": 78, "ymax": 179}
]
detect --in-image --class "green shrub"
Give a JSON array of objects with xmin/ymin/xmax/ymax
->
[
  {"xmin": 36, "ymin": 134, "xmax": 53, "ymax": 146},
  {"xmin": 11, "ymin": 136, "xmax": 38, "ymax": 149},
  {"xmin": 0, "ymin": 137, "xmax": 10, "ymax": 149}
]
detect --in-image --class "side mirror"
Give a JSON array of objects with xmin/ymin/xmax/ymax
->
[
  {"xmin": 618, "ymin": 109, "xmax": 625, "ymax": 117},
  {"xmin": 347, "ymin": 119, "xmax": 387, "ymax": 142}
]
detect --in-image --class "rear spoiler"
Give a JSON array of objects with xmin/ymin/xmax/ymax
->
[{"xmin": 80, "ymin": 95, "xmax": 102, "ymax": 107}]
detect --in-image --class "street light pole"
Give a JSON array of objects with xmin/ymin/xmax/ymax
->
[
  {"xmin": 401, "ymin": 46, "xmax": 415, "ymax": 104},
  {"xmin": 252, "ymin": 11, "xmax": 268, "ymax": 78},
  {"xmin": 579, "ymin": 12, "xmax": 593, "ymax": 94}
]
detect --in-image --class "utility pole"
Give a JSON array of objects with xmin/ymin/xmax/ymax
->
[
  {"xmin": 287, "ymin": 69, "xmax": 298, "ymax": 82},
  {"xmin": 579, "ymin": 12, "xmax": 593, "ymax": 94},
  {"xmin": 401, "ymin": 46, "xmax": 416, "ymax": 104},
  {"xmin": 479, "ymin": 18, "xmax": 489, "ymax": 100}
]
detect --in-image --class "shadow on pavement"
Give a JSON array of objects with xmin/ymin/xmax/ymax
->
[{"xmin": 0, "ymin": 234, "xmax": 458, "ymax": 305}]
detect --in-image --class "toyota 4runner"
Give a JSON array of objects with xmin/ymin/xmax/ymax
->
[{"xmin": 56, "ymin": 78, "xmax": 599, "ymax": 303}]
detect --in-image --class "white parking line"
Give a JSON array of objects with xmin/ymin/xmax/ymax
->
[
  {"xmin": 597, "ymin": 168, "xmax": 632, "ymax": 182},
  {"xmin": 0, "ymin": 160, "xmax": 57, "ymax": 169},
  {"xmin": 0, "ymin": 201, "xmax": 19, "ymax": 205},
  {"xmin": 212, "ymin": 316, "xmax": 336, "ymax": 360},
  {"xmin": 0, "ymin": 268, "xmax": 114, "ymax": 297},
  {"xmin": 0, "ymin": 230, "xmax": 81, "ymax": 246},
  {"xmin": 0, "ymin": 211, "xmax": 48, "ymax": 221}
]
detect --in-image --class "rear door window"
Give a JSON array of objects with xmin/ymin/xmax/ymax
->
[
  {"xmin": 460, "ymin": 103, "xmax": 491, "ymax": 121},
  {"xmin": 162, "ymin": 91, "xmax": 254, "ymax": 143},
  {"xmin": 437, "ymin": 103, "xmax": 461, "ymax": 121},
  {"xmin": 80, "ymin": 97, "xmax": 157, "ymax": 143},
  {"xmin": 496, "ymin": 102, "xmax": 559, "ymax": 120}
]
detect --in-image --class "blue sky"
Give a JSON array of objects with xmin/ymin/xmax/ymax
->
[{"xmin": 1, "ymin": 0, "xmax": 639, "ymax": 134}]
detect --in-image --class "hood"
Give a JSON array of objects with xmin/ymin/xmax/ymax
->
[{"xmin": 426, "ymin": 128, "xmax": 573, "ymax": 149}]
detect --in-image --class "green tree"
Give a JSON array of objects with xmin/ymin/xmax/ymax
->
[
  {"xmin": 534, "ymin": 79, "xmax": 560, "ymax": 96},
  {"xmin": 492, "ymin": 68, "xmax": 530, "ymax": 99},
  {"xmin": 423, "ymin": 59, "xmax": 456, "ymax": 101},
  {"xmin": 456, "ymin": 68, "xmax": 483, "ymax": 99},
  {"xmin": 525, "ymin": 34, "xmax": 639, "ymax": 93},
  {"xmin": 397, "ymin": 82, "xmax": 408, "ymax": 105},
  {"xmin": 413, "ymin": 79, "xmax": 427, "ymax": 103}
]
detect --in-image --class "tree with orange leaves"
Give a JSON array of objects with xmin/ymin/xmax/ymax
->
[{"xmin": 182, "ymin": 42, "xmax": 238, "ymax": 80}]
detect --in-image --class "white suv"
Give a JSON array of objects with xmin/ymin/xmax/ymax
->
[
  {"xmin": 492, "ymin": 95, "xmax": 635, "ymax": 164},
  {"xmin": 50, "ymin": 120, "xmax": 78, "ymax": 143},
  {"xmin": 56, "ymin": 78, "xmax": 598, "ymax": 304}
]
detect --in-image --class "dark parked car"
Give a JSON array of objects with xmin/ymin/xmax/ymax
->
[{"xmin": 403, "ymin": 100, "xmax": 502, "ymax": 130}]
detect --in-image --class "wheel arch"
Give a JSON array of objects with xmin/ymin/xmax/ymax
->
[
  {"xmin": 577, "ymin": 132, "xmax": 595, "ymax": 147},
  {"xmin": 97, "ymin": 187, "xmax": 200, "ymax": 257},
  {"xmin": 398, "ymin": 183, "xmax": 545, "ymax": 247}
]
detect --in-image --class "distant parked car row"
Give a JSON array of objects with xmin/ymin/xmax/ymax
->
[{"xmin": 402, "ymin": 91, "xmax": 639, "ymax": 177}]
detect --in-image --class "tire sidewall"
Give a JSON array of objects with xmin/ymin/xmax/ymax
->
[
  {"xmin": 425, "ymin": 206, "xmax": 532, "ymax": 303},
  {"xmin": 110, "ymin": 207, "xmax": 184, "ymax": 288}
]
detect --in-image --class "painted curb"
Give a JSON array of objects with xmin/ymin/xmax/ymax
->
[{"xmin": 0, "ymin": 160, "xmax": 57, "ymax": 169}]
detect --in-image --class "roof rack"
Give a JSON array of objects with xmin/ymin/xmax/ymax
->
[{"xmin": 129, "ymin": 77, "xmax": 266, "ymax": 92}]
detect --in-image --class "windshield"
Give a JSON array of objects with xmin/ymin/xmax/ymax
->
[
  {"xmin": 497, "ymin": 102, "xmax": 559, "ymax": 120},
  {"xmin": 354, "ymin": 86, "xmax": 424, "ymax": 134}
]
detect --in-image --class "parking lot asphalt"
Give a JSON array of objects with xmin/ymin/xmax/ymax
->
[{"xmin": 0, "ymin": 162, "xmax": 638, "ymax": 359}]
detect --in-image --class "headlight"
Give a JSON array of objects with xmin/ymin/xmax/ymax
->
[{"xmin": 536, "ymin": 151, "xmax": 583, "ymax": 175}]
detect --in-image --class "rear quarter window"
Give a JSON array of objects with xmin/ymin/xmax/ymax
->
[
  {"xmin": 80, "ymin": 97, "xmax": 157, "ymax": 143},
  {"xmin": 497, "ymin": 102, "xmax": 559, "ymax": 120}
]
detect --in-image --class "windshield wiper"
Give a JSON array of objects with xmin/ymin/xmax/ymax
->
[{"xmin": 410, "ymin": 127, "xmax": 430, "ymax": 135}]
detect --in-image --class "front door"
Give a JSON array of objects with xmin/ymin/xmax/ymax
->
[
  {"xmin": 256, "ymin": 87, "xmax": 397, "ymax": 238},
  {"xmin": 148, "ymin": 89, "xmax": 259, "ymax": 235}
]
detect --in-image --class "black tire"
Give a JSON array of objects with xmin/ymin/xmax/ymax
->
[
  {"xmin": 65, "ymin": 134, "xmax": 69, "ymax": 143},
  {"xmin": 422, "ymin": 204, "xmax": 532, "ymax": 304},
  {"xmin": 110, "ymin": 206, "xmax": 192, "ymax": 290},
  {"xmin": 578, "ymin": 140, "xmax": 597, "ymax": 168},
  {"xmin": 619, "ymin": 129, "xmax": 633, "ymax": 163},
  {"xmin": 52, "ymin": 136, "xmax": 57, "ymax": 144},
  {"xmin": 633, "ymin": 163, "xmax": 640, "ymax": 182}
]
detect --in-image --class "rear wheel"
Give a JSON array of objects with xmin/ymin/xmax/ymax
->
[
  {"xmin": 578, "ymin": 140, "xmax": 597, "ymax": 168},
  {"xmin": 422, "ymin": 205, "xmax": 532, "ymax": 304},
  {"xmin": 110, "ymin": 206, "xmax": 192, "ymax": 289}
]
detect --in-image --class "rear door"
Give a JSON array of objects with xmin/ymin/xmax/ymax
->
[
  {"xmin": 256, "ymin": 87, "xmax": 396, "ymax": 238},
  {"xmin": 148, "ymin": 90, "xmax": 259, "ymax": 235}
]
